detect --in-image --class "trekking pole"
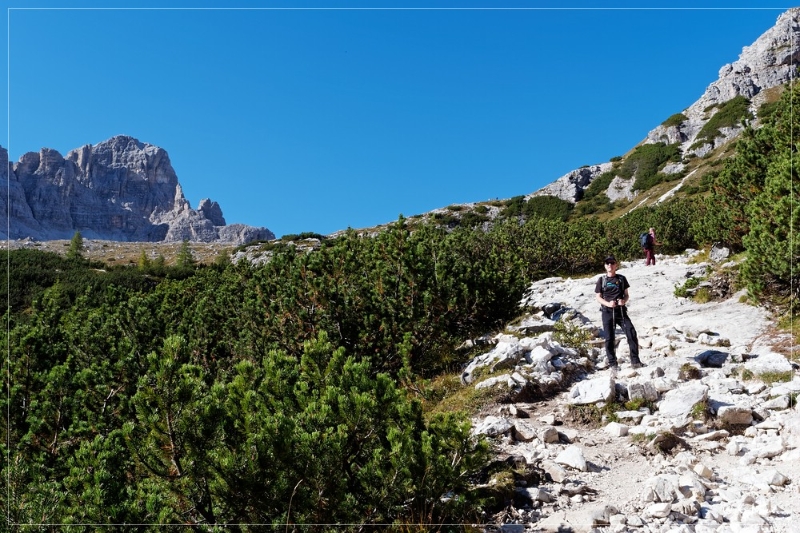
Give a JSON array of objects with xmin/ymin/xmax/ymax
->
[{"xmin": 611, "ymin": 301, "xmax": 616, "ymax": 364}]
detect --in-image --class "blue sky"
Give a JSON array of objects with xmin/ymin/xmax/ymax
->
[{"xmin": 2, "ymin": 2, "xmax": 789, "ymax": 237}]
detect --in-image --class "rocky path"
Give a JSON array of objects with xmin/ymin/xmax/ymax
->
[{"xmin": 468, "ymin": 251, "xmax": 799, "ymax": 532}]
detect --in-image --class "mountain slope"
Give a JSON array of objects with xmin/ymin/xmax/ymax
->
[
  {"xmin": 380, "ymin": 7, "xmax": 799, "ymax": 233},
  {"xmin": 532, "ymin": 7, "xmax": 798, "ymax": 212}
]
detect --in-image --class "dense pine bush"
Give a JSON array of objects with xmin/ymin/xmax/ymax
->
[
  {"xmin": 662, "ymin": 113, "xmax": 688, "ymax": 128},
  {"xmin": 524, "ymin": 195, "xmax": 574, "ymax": 221},
  {"xmin": 695, "ymin": 95, "xmax": 753, "ymax": 144},
  {"xmin": 617, "ymin": 142, "xmax": 682, "ymax": 191}
]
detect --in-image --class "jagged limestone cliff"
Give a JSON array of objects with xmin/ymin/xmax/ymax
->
[{"xmin": 2, "ymin": 135, "xmax": 274, "ymax": 244}]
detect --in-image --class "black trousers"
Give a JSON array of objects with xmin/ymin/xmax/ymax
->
[{"xmin": 601, "ymin": 306, "xmax": 640, "ymax": 366}]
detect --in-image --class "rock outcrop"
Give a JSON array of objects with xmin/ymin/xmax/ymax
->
[
  {"xmin": 2, "ymin": 135, "xmax": 274, "ymax": 244},
  {"xmin": 647, "ymin": 7, "xmax": 800, "ymax": 156},
  {"xmin": 529, "ymin": 163, "xmax": 612, "ymax": 203}
]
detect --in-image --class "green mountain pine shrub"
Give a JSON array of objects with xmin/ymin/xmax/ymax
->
[
  {"xmin": 615, "ymin": 142, "xmax": 682, "ymax": 191},
  {"xmin": 499, "ymin": 195, "xmax": 526, "ymax": 217},
  {"xmin": 695, "ymin": 95, "xmax": 753, "ymax": 144},
  {"xmin": 459, "ymin": 210, "xmax": 491, "ymax": 227},
  {"xmin": 738, "ymin": 84, "xmax": 799, "ymax": 312},
  {"xmin": 523, "ymin": 195, "xmax": 574, "ymax": 221},
  {"xmin": 662, "ymin": 113, "xmax": 688, "ymax": 128}
]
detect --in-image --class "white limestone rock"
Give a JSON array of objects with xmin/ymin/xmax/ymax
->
[
  {"xmin": 605, "ymin": 176, "xmax": 636, "ymax": 203},
  {"xmin": 628, "ymin": 380, "xmax": 660, "ymax": 402},
  {"xmin": 555, "ymin": 445, "xmax": 588, "ymax": 472},
  {"xmin": 541, "ymin": 460, "xmax": 569, "ymax": 483},
  {"xmin": 693, "ymin": 463, "xmax": 714, "ymax": 480},
  {"xmin": 658, "ymin": 383, "xmax": 709, "ymax": 419},
  {"xmin": 643, "ymin": 474, "xmax": 680, "ymax": 503},
  {"xmin": 528, "ymin": 163, "xmax": 613, "ymax": 203},
  {"xmin": 512, "ymin": 419, "xmax": 539, "ymax": 442},
  {"xmin": 471, "ymin": 416, "xmax": 514, "ymax": 437},
  {"xmin": 644, "ymin": 502, "xmax": 672, "ymax": 518},
  {"xmin": 568, "ymin": 376, "xmax": 616, "ymax": 405},
  {"xmin": 744, "ymin": 352, "xmax": 793, "ymax": 375},
  {"xmin": 615, "ymin": 410, "xmax": 646, "ymax": 424},
  {"xmin": 761, "ymin": 395, "xmax": 791, "ymax": 411},
  {"xmin": 474, "ymin": 374, "xmax": 512, "ymax": 390},
  {"xmin": 604, "ymin": 421, "xmax": 629, "ymax": 437},
  {"xmin": 717, "ymin": 405, "xmax": 754, "ymax": 426},
  {"xmin": 540, "ymin": 426, "xmax": 560, "ymax": 444},
  {"xmin": 461, "ymin": 340, "xmax": 525, "ymax": 384}
]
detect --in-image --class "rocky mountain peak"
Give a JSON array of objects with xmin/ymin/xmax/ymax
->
[
  {"xmin": 532, "ymin": 8, "xmax": 800, "ymax": 205},
  {"xmin": 198, "ymin": 198, "xmax": 226, "ymax": 226},
  {"xmin": 68, "ymin": 135, "xmax": 178, "ymax": 190},
  {"xmin": 2, "ymin": 136, "xmax": 274, "ymax": 244},
  {"xmin": 698, "ymin": 7, "xmax": 799, "ymax": 109},
  {"xmin": 647, "ymin": 8, "xmax": 800, "ymax": 156}
]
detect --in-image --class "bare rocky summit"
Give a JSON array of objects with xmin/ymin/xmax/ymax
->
[{"xmin": 1, "ymin": 135, "xmax": 274, "ymax": 244}]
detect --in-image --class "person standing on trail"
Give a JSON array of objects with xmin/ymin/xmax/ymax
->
[
  {"xmin": 595, "ymin": 255, "xmax": 644, "ymax": 372},
  {"xmin": 643, "ymin": 227, "xmax": 658, "ymax": 266}
]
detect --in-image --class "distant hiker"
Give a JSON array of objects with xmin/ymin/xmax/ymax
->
[
  {"xmin": 641, "ymin": 227, "xmax": 658, "ymax": 266},
  {"xmin": 595, "ymin": 255, "xmax": 644, "ymax": 373}
]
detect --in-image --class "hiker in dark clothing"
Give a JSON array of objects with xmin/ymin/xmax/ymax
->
[
  {"xmin": 594, "ymin": 255, "xmax": 644, "ymax": 372},
  {"xmin": 643, "ymin": 227, "xmax": 657, "ymax": 266}
]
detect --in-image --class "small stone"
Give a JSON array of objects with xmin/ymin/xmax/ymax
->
[
  {"xmin": 604, "ymin": 421, "xmax": 629, "ymax": 437},
  {"xmin": 555, "ymin": 445, "xmax": 588, "ymax": 472},
  {"xmin": 538, "ymin": 414, "xmax": 557, "ymax": 425},
  {"xmin": 540, "ymin": 426, "xmax": 560, "ymax": 443},
  {"xmin": 645, "ymin": 502, "xmax": 672, "ymax": 518},
  {"xmin": 693, "ymin": 463, "xmax": 713, "ymax": 479}
]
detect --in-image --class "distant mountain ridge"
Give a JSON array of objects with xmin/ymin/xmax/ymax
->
[{"xmin": 1, "ymin": 135, "xmax": 274, "ymax": 244}]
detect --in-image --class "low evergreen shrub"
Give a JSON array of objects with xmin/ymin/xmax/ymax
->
[
  {"xmin": 695, "ymin": 95, "xmax": 752, "ymax": 143},
  {"xmin": 499, "ymin": 195, "xmax": 526, "ymax": 218},
  {"xmin": 459, "ymin": 210, "xmax": 490, "ymax": 227},
  {"xmin": 523, "ymin": 195, "xmax": 574, "ymax": 221},
  {"xmin": 674, "ymin": 276, "xmax": 701, "ymax": 298},
  {"xmin": 615, "ymin": 142, "xmax": 682, "ymax": 192},
  {"xmin": 662, "ymin": 113, "xmax": 688, "ymax": 128}
]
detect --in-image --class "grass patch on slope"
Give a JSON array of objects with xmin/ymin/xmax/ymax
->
[{"xmin": 416, "ymin": 373, "xmax": 507, "ymax": 420}]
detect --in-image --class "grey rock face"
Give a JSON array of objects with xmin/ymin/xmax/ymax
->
[
  {"xmin": 605, "ymin": 175, "xmax": 636, "ymax": 203},
  {"xmin": 0, "ymin": 147, "xmax": 42, "ymax": 237},
  {"xmin": 529, "ymin": 163, "xmax": 613, "ymax": 203},
  {"xmin": 198, "ymin": 199, "xmax": 226, "ymax": 226},
  {"xmin": 691, "ymin": 9, "xmax": 800, "ymax": 113},
  {"xmin": 648, "ymin": 8, "xmax": 800, "ymax": 154},
  {"xmin": 2, "ymin": 135, "xmax": 274, "ymax": 244}
]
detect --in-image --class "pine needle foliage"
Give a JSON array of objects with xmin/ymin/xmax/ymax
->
[
  {"xmin": 695, "ymin": 95, "xmax": 753, "ymax": 143},
  {"xmin": 617, "ymin": 142, "xmax": 682, "ymax": 191},
  {"xmin": 66, "ymin": 231, "xmax": 85, "ymax": 261}
]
